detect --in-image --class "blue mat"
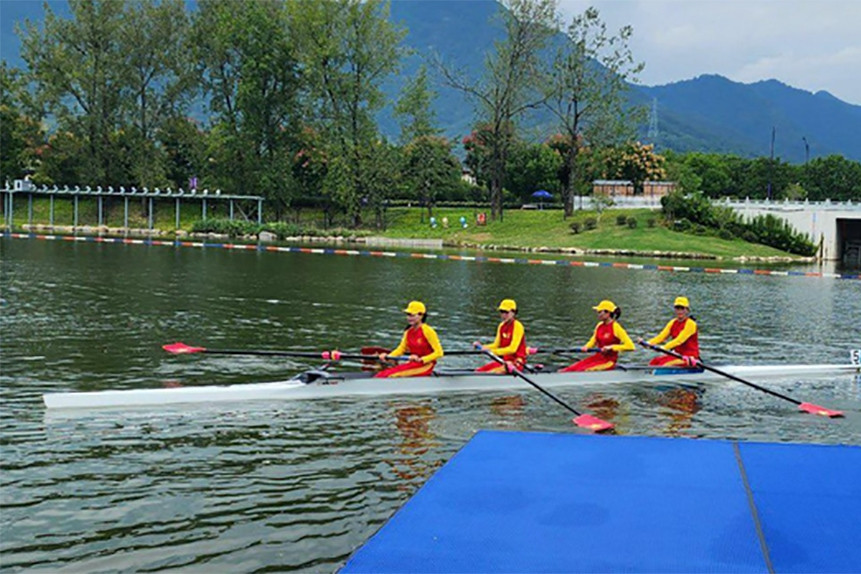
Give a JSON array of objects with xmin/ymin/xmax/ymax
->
[{"xmin": 342, "ymin": 431, "xmax": 861, "ymax": 573}]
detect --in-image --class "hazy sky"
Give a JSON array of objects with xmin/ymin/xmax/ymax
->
[{"xmin": 558, "ymin": 0, "xmax": 861, "ymax": 105}]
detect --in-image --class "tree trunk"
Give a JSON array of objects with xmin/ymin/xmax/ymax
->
[
  {"xmin": 490, "ymin": 145, "xmax": 505, "ymax": 221},
  {"xmin": 562, "ymin": 150, "xmax": 575, "ymax": 218},
  {"xmin": 490, "ymin": 175, "xmax": 503, "ymax": 221}
]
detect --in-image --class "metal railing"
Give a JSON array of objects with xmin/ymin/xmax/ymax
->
[
  {"xmin": 717, "ymin": 197, "xmax": 860, "ymax": 212},
  {"xmin": 2, "ymin": 180, "xmax": 265, "ymax": 231}
]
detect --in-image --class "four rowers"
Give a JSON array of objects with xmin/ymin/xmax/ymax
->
[{"xmin": 375, "ymin": 296, "xmax": 699, "ymax": 377}]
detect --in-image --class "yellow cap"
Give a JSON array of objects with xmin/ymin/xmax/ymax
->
[
  {"xmin": 403, "ymin": 301, "xmax": 426, "ymax": 315},
  {"xmin": 674, "ymin": 296, "xmax": 690, "ymax": 308},
  {"xmin": 592, "ymin": 300, "xmax": 617, "ymax": 312},
  {"xmin": 497, "ymin": 299, "xmax": 517, "ymax": 312}
]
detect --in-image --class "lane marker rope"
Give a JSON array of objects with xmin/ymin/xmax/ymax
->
[{"xmin": 5, "ymin": 232, "xmax": 860, "ymax": 281}]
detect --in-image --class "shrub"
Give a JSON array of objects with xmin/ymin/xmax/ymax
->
[
  {"xmin": 673, "ymin": 218, "xmax": 691, "ymax": 232},
  {"xmin": 569, "ymin": 222, "xmax": 582, "ymax": 234},
  {"xmin": 263, "ymin": 221, "xmax": 303, "ymax": 238},
  {"xmin": 717, "ymin": 228, "xmax": 735, "ymax": 241},
  {"xmin": 616, "ymin": 214, "xmax": 628, "ymax": 226},
  {"xmin": 647, "ymin": 218, "xmax": 656, "ymax": 228},
  {"xmin": 584, "ymin": 217, "xmax": 598, "ymax": 230},
  {"xmin": 626, "ymin": 216, "xmax": 638, "ymax": 229},
  {"xmin": 661, "ymin": 190, "xmax": 714, "ymax": 226},
  {"xmin": 661, "ymin": 192, "xmax": 816, "ymax": 255},
  {"xmin": 746, "ymin": 214, "xmax": 816, "ymax": 255},
  {"xmin": 190, "ymin": 218, "xmax": 261, "ymax": 237}
]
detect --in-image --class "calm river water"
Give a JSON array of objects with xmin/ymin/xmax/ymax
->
[{"xmin": 1, "ymin": 238, "xmax": 860, "ymax": 572}]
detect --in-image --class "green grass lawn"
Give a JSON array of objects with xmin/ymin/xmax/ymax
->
[
  {"xmin": 5, "ymin": 198, "xmax": 799, "ymax": 259},
  {"xmin": 380, "ymin": 207, "xmax": 795, "ymax": 259}
]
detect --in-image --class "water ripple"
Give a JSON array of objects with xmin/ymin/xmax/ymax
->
[{"xmin": 2, "ymin": 239, "xmax": 860, "ymax": 572}]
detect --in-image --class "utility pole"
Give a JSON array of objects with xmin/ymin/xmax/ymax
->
[{"xmin": 767, "ymin": 126, "xmax": 775, "ymax": 200}]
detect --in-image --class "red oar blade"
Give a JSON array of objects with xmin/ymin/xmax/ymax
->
[
  {"xmin": 799, "ymin": 402, "xmax": 844, "ymax": 418},
  {"xmin": 573, "ymin": 414, "xmax": 615, "ymax": 433},
  {"xmin": 360, "ymin": 347, "xmax": 389, "ymax": 368},
  {"xmin": 163, "ymin": 342, "xmax": 206, "ymax": 354},
  {"xmin": 361, "ymin": 346, "xmax": 390, "ymax": 355}
]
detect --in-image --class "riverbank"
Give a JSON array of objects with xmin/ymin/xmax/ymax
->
[
  {"xmin": 11, "ymin": 222, "xmax": 811, "ymax": 264},
  {"xmin": 380, "ymin": 207, "xmax": 810, "ymax": 262},
  {"xmin": 3, "ymin": 199, "xmax": 811, "ymax": 261}
]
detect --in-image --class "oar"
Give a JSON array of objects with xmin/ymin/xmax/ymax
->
[
  {"xmin": 539, "ymin": 347, "xmax": 600, "ymax": 355},
  {"xmin": 443, "ymin": 347, "xmax": 565, "ymax": 356},
  {"xmin": 439, "ymin": 347, "xmax": 596, "ymax": 357},
  {"xmin": 638, "ymin": 341, "xmax": 843, "ymax": 417},
  {"xmin": 163, "ymin": 342, "xmax": 406, "ymax": 362},
  {"xmin": 477, "ymin": 347, "xmax": 614, "ymax": 432}
]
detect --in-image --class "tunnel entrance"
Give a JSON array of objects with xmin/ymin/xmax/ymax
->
[{"xmin": 837, "ymin": 218, "xmax": 861, "ymax": 267}]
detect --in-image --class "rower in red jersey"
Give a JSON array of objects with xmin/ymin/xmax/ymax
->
[
  {"xmin": 474, "ymin": 299, "xmax": 528, "ymax": 373},
  {"xmin": 640, "ymin": 296, "xmax": 700, "ymax": 367},
  {"xmin": 375, "ymin": 301, "xmax": 444, "ymax": 378},
  {"xmin": 559, "ymin": 300, "xmax": 635, "ymax": 372}
]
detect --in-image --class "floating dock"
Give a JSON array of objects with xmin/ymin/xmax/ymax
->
[{"xmin": 342, "ymin": 431, "xmax": 860, "ymax": 573}]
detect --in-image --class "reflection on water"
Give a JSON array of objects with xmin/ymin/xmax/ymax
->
[
  {"xmin": 656, "ymin": 385, "xmax": 705, "ymax": 437},
  {"xmin": 2, "ymin": 238, "xmax": 860, "ymax": 572},
  {"xmin": 386, "ymin": 401, "xmax": 443, "ymax": 488},
  {"xmin": 584, "ymin": 394, "xmax": 623, "ymax": 424},
  {"xmin": 489, "ymin": 395, "xmax": 526, "ymax": 418}
]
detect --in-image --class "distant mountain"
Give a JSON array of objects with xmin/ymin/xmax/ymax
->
[
  {"xmin": 635, "ymin": 76, "xmax": 861, "ymax": 162},
  {"xmin": 3, "ymin": 0, "xmax": 860, "ymax": 163},
  {"xmin": 387, "ymin": 1, "xmax": 861, "ymax": 163}
]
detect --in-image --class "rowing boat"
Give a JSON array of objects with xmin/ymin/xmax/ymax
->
[{"xmin": 42, "ymin": 362, "xmax": 859, "ymax": 410}]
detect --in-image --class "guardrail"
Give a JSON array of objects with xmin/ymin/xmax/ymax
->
[
  {"xmin": 2, "ymin": 180, "xmax": 265, "ymax": 229},
  {"xmin": 717, "ymin": 197, "xmax": 860, "ymax": 211}
]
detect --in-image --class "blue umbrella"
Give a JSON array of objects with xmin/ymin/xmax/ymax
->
[{"xmin": 532, "ymin": 190, "xmax": 553, "ymax": 199}]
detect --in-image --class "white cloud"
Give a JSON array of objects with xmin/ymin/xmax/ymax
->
[{"xmin": 557, "ymin": 0, "xmax": 861, "ymax": 104}]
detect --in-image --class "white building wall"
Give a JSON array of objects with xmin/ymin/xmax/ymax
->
[{"xmin": 720, "ymin": 199, "xmax": 861, "ymax": 261}]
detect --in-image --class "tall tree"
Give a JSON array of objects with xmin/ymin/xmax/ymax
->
[
  {"xmin": 678, "ymin": 152, "xmax": 733, "ymax": 198},
  {"xmin": 289, "ymin": 0, "xmax": 405, "ymax": 227},
  {"xmin": 363, "ymin": 139, "xmax": 402, "ymax": 229},
  {"xmin": 801, "ymin": 155, "xmax": 861, "ymax": 201},
  {"xmin": 0, "ymin": 63, "xmax": 44, "ymax": 182},
  {"xmin": 193, "ymin": 0, "xmax": 301, "ymax": 217},
  {"xmin": 20, "ymin": 0, "xmax": 127, "ymax": 182},
  {"xmin": 506, "ymin": 140, "xmax": 562, "ymax": 203},
  {"xmin": 158, "ymin": 116, "xmax": 208, "ymax": 191},
  {"xmin": 439, "ymin": 0, "xmax": 557, "ymax": 221},
  {"xmin": 543, "ymin": 7, "xmax": 644, "ymax": 216},
  {"xmin": 605, "ymin": 141, "xmax": 665, "ymax": 195},
  {"xmin": 402, "ymin": 135, "xmax": 461, "ymax": 219},
  {"xmin": 121, "ymin": 0, "xmax": 194, "ymax": 187},
  {"xmin": 394, "ymin": 65, "xmax": 440, "ymax": 144},
  {"xmin": 395, "ymin": 64, "xmax": 458, "ymax": 219}
]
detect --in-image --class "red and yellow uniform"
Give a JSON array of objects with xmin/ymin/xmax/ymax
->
[
  {"xmin": 476, "ymin": 319, "xmax": 528, "ymax": 373},
  {"xmin": 560, "ymin": 320, "xmax": 635, "ymax": 372},
  {"xmin": 375, "ymin": 323, "xmax": 444, "ymax": 378},
  {"xmin": 648, "ymin": 317, "xmax": 699, "ymax": 367}
]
